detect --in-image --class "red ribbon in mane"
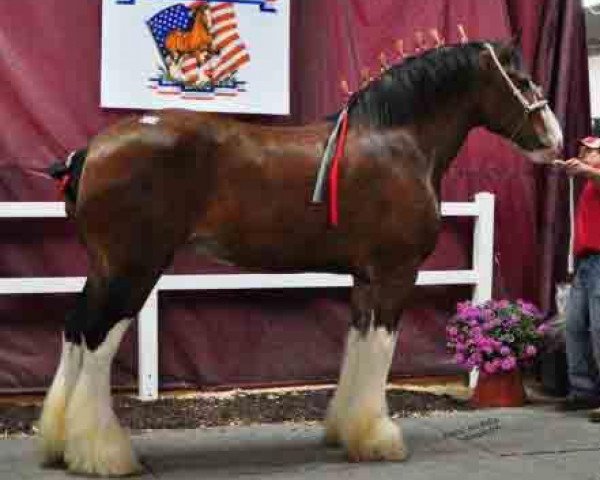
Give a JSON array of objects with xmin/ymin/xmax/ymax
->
[{"xmin": 328, "ymin": 110, "xmax": 349, "ymax": 227}]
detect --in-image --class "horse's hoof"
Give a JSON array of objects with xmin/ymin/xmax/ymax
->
[
  {"xmin": 65, "ymin": 423, "xmax": 142, "ymax": 477},
  {"xmin": 342, "ymin": 416, "xmax": 407, "ymax": 462},
  {"xmin": 38, "ymin": 397, "xmax": 67, "ymax": 468}
]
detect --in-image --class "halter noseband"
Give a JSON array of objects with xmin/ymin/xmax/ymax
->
[{"xmin": 483, "ymin": 43, "xmax": 548, "ymax": 114}]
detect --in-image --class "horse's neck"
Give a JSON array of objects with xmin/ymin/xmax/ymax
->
[
  {"xmin": 193, "ymin": 12, "xmax": 209, "ymax": 36},
  {"xmin": 407, "ymin": 101, "xmax": 476, "ymax": 189}
]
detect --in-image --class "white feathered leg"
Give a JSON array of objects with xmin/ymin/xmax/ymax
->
[
  {"xmin": 336, "ymin": 322, "xmax": 406, "ymax": 462},
  {"xmin": 39, "ymin": 336, "xmax": 83, "ymax": 466},
  {"xmin": 324, "ymin": 328, "xmax": 360, "ymax": 445},
  {"xmin": 64, "ymin": 319, "xmax": 141, "ymax": 477}
]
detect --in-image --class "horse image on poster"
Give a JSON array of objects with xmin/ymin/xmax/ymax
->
[
  {"xmin": 39, "ymin": 39, "xmax": 562, "ymax": 476},
  {"xmin": 146, "ymin": 2, "xmax": 251, "ymax": 99}
]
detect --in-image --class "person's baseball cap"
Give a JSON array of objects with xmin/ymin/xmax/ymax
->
[{"xmin": 580, "ymin": 136, "xmax": 600, "ymax": 149}]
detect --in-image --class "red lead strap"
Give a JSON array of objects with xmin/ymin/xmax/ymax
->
[{"xmin": 328, "ymin": 110, "xmax": 349, "ymax": 227}]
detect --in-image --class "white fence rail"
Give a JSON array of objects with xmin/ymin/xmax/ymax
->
[{"xmin": 0, "ymin": 192, "xmax": 494, "ymax": 400}]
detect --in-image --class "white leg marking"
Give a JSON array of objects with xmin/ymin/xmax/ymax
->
[
  {"xmin": 325, "ymin": 328, "xmax": 359, "ymax": 445},
  {"xmin": 39, "ymin": 335, "xmax": 82, "ymax": 466},
  {"xmin": 337, "ymin": 321, "xmax": 406, "ymax": 462},
  {"xmin": 64, "ymin": 319, "xmax": 141, "ymax": 477}
]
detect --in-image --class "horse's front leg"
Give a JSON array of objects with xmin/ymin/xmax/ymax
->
[{"xmin": 326, "ymin": 274, "xmax": 414, "ymax": 462}]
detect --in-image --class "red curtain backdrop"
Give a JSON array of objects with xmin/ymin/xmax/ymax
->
[{"xmin": 0, "ymin": 0, "xmax": 590, "ymax": 391}]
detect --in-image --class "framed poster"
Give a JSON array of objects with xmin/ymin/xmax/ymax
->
[{"xmin": 101, "ymin": 0, "xmax": 290, "ymax": 114}]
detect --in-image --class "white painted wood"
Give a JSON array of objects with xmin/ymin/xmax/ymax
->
[
  {"xmin": 0, "ymin": 202, "xmax": 66, "ymax": 218},
  {"xmin": 468, "ymin": 192, "xmax": 496, "ymax": 389},
  {"xmin": 0, "ymin": 196, "xmax": 495, "ymax": 400},
  {"xmin": 137, "ymin": 290, "xmax": 158, "ymax": 401}
]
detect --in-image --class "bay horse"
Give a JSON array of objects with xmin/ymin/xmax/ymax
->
[{"xmin": 39, "ymin": 39, "xmax": 562, "ymax": 476}]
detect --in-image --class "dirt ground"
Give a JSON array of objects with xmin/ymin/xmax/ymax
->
[{"xmin": 0, "ymin": 384, "xmax": 472, "ymax": 437}]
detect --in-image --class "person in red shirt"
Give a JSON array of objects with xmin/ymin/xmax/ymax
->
[{"xmin": 556, "ymin": 136, "xmax": 600, "ymax": 419}]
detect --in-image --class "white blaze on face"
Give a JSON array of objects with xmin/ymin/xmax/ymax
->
[
  {"xmin": 538, "ymin": 106, "xmax": 563, "ymax": 151},
  {"xmin": 523, "ymin": 105, "xmax": 563, "ymax": 164}
]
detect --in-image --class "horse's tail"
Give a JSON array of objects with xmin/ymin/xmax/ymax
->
[{"xmin": 48, "ymin": 148, "xmax": 87, "ymax": 214}]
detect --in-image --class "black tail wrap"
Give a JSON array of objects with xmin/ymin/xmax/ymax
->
[{"xmin": 48, "ymin": 148, "xmax": 87, "ymax": 204}]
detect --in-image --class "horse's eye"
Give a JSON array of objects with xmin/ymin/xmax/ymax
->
[
  {"xmin": 515, "ymin": 78, "xmax": 531, "ymax": 91},
  {"xmin": 507, "ymin": 72, "xmax": 529, "ymax": 90}
]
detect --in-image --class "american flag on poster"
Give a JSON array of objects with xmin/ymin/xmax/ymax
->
[
  {"xmin": 146, "ymin": 2, "xmax": 250, "ymax": 97},
  {"xmin": 208, "ymin": 2, "xmax": 250, "ymax": 81},
  {"xmin": 101, "ymin": 0, "xmax": 290, "ymax": 114}
]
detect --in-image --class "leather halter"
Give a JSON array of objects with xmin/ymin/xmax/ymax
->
[
  {"xmin": 483, "ymin": 43, "xmax": 549, "ymax": 143},
  {"xmin": 483, "ymin": 43, "xmax": 548, "ymax": 114}
]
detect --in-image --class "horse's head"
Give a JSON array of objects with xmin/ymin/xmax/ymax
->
[{"xmin": 476, "ymin": 39, "xmax": 563, "ymax": 164}]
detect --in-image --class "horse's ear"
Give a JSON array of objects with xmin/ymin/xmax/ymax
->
[
  {"xmin": 509, "ymin": 29, "xmax": 523, "ymax": 51},
  {"xmin": 497, "ymin": 30, "xmax": 522, "ymax": 65}
]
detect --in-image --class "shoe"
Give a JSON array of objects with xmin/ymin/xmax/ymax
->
[
  {"xmin": 556, "ymin": 396, "xmax": 600, "ymax": 412},
  {"xmin": 589, "ymin": 408, "xmax": 600, "ymax": 423}
]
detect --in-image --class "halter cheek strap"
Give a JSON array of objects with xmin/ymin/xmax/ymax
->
[{"xmin": 483, "ymin": 43, "xmax": 548, "ymax": 114}]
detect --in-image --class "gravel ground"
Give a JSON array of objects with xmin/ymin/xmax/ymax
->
[{"xmin": 0, "ymin": 388, "xmax": 471, "ymax": 437}]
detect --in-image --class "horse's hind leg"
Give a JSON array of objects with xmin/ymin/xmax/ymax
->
[{"xmin": 326, "ymin": 273, "xmax": 415, "ymax": 462}]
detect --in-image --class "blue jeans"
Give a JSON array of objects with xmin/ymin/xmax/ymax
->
[{"xmin": 566, "ymin": 254, "xmax": 600, "ymax": 399}]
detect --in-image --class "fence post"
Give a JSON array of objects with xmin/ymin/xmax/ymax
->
[
  {"xmin": 469, "ymin": 192, "xmax": 495, "ymax": 388},
  {"xmin": 138, "ymin": 288, "xmax": 159, "ymax": 401}
]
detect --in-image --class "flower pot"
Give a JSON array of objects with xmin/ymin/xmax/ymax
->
[{"xmin": 470, "ymin": 369, "xmax": 526, "ymax": 408}]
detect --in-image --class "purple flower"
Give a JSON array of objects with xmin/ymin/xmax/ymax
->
[
  {"xmin": 500, "ymin": 356, "xmax": 517, "ymax": 371},
  {"xmin": 518, "ymin": 300, "xmax": 540, "ymax": 318},
  {"xmin": 500, "ymin": 346, "xmax": 511, "ymax": 356}
]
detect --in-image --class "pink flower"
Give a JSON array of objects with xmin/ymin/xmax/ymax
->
[
  {"xmin": 536, "ymin": 324, "xmax": 550, "ymax": 335},
  {"xmin": 482, "ymin": 361, "xmax": 499, "ymax": 374},
  {"xmin": 482, "ymin": 322, "xmax": 493, "ymax": 331},
  {"xmin": 500, "ymin": 346, "xmax": 511, "ymax": 356},
  {"xmin": 524, "ymin": 345, "xmax": 537, "ymax": 358},
  {"xmin": 500, "ymin": 356, "xmax": 517, "ymax": 371},
  {"xmin": 454, "ymin": 353, "xmax": 466, "ymax": 365},
  {"xmin": 447, "ymin": 326, "xmax": 459, "ymax": 337},
  {"xmin": 465, "ymin": 357, "xmax": 478, "ymax": 369}
]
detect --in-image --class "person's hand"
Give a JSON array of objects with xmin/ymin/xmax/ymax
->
[{"xmin": 556, "ymin": 158, "xmax": 593, "ymax": 177}]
